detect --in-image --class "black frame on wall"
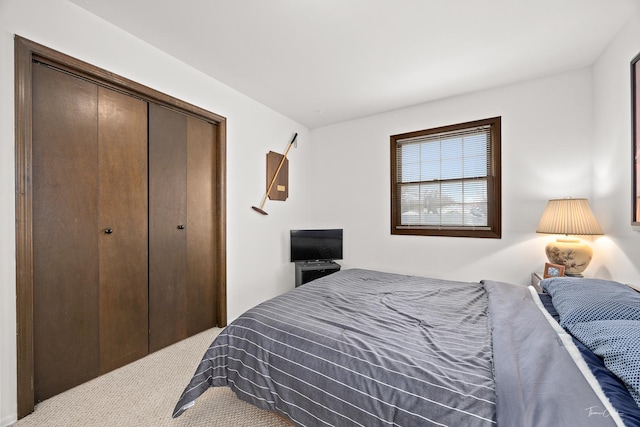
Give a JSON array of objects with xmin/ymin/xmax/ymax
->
[{"xmin": 631, "ymin": 51, "xmax": 640, "ymax": 225}]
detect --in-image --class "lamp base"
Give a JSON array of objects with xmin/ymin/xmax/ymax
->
[{"xmin": 545, "ymin": 237, "xmax": 592, "ymax": 276}]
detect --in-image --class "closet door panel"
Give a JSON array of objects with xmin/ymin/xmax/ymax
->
[
  {"xmin": 149, "ymin": 103, "xmax": 188, "ymax": 352},
  {"xmin": 97, "ymin": 87, "xmax": 149, "ymax": 373},
  {"xmin": 32, "ymin": 64, "xmax": 100, "ymax": 401},
  {"xmin": 186, "ymin": 117, "xmax": 217, "ymax": 335}
]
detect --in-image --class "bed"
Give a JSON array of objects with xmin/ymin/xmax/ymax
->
[{"xmin": 172, "ymin": 268, "xmax": 640, "ymax": 426}]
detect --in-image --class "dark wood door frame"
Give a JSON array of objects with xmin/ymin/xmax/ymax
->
[{"xmin": 15, "ymin": 35, "xmax": 227, "ymax": 418}]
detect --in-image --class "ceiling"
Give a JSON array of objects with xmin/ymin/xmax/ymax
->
[{"xmin": 69, "ymin": 0, "xmax": 639, "ymax": 129}]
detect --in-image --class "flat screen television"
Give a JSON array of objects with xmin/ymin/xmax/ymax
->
[{"xmin": 290, "ymin": 229, "xmax": 343, "ymax": 262}]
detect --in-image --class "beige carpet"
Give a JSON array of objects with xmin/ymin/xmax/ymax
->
[{"xmin": 12, "ymin": 328, "xmax": 292, "ymax": 427}]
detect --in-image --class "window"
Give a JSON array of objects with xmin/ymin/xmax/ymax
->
[{"xmin": 390, "ymin": 117, "xmax": 501, "ymax": 238}]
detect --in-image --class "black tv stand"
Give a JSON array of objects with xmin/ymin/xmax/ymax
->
[{"xmin": 294, "ymin": 260, "xmax": 341, "ymax": 287}]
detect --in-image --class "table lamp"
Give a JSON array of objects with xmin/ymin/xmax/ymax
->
[{"xmin": 536, "ymin": 198, "xmax": 603, "ymax": 276}]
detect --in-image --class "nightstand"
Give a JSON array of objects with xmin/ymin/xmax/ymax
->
[{"xmin": 530, "ymin": 272, "xmax": 544, "ymax": 293}]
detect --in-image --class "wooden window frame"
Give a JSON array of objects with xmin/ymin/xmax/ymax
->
[{"xmin": 390, "ymin": 117, "xmax": 501, "ymax": 238}]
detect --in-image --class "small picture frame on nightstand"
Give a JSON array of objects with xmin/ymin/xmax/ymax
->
[{"xmin": 543, "ymin": 262, "xmax": 565, "ymax": 278}]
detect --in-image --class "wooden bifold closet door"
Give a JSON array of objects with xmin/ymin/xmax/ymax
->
[
  {"xmin": 16, "ymin": 36, "xmax": 227, "ymax": 418},
  {"xmin": 32, "ymin": 63, "xmax": 148, "ymax": 401},
  {"xmin": 148, "ymin": 103, "xmax": 216, "ymax": 353},
  {"xmin": 31, "ymin": 62, "xmax": 218, "ymax": 402}
]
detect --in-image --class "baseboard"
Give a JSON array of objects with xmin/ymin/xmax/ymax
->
[{"xmin": 1, "ymin": 413, "xmax": 18, "ymax": 427}]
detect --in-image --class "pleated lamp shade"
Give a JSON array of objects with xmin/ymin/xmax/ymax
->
[
  {"xmin": 536, "ymin": 198, "xmax": 603, "ymax": 235},
  {"xmin": 536, "ymin": 198, "xmax": 603, "ymax": 276}
]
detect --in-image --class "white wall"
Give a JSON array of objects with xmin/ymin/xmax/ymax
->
[
  {"xmin": 0, "ymin": 0, "xmax": 311, "ymax": 424},
  {"xmin": 309, "ymin": 69, "xmax": 596, "ymax": 284},
  {"xmin": 306, "ymin": 5, "xmax": 640, "ymax": 294},
  {"xmin": 591, "ymin": 10, "xmax": 640, "ymax": 284},
  {"xmin": 4, "ymin": 1, "xmax": 640, "ymax": 425}
]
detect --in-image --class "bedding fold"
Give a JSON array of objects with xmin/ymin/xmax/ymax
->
[{"xmin": 483, "ymin": 280, "xmax": 622, "ymax": 427}]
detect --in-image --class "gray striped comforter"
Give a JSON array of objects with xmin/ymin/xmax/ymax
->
[
  {"xmin": 172, "ymin": 269, "xmax": 620, "ymax": 426},
  {"xmin": 173, "ymin": 269, "xmax": 495, "ymax": 426}
]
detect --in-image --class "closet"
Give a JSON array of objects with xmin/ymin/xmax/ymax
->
[
  {"xmin": 148, "ymin": 103, "xmax": 217, "ymax": 353},
  {"xmin": 16, "ymin": 36, "xmax": 226, "ymax": 414},
  {"xmin": 32, "ymin": 64, "xmax": 150, "ymax": 400}
]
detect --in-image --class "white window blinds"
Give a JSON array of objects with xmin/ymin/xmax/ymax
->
[{"xmin": 395, "ymin": 125, "xmax": 492, "ymax": 229}]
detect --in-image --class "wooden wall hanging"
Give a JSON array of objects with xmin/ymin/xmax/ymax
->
[
  {"xmin": 252, "ymin": 133, "xmax": 297, "ymax": 215},
  {"xmin": 267, "ymin": 151, "xmax": 289, "ymax": 201}
]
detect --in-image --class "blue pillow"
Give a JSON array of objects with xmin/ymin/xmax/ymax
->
[
  {"xmin": 538, "ymin": 293, "xmax": 640, "ymax": 425},
  {"xmin": 568, "ymin": 320, "xmax": 640, "ymax": 408},
  {"xmin": 541, "ymin": 278, "xmax": 640, "ymax": 326}
]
